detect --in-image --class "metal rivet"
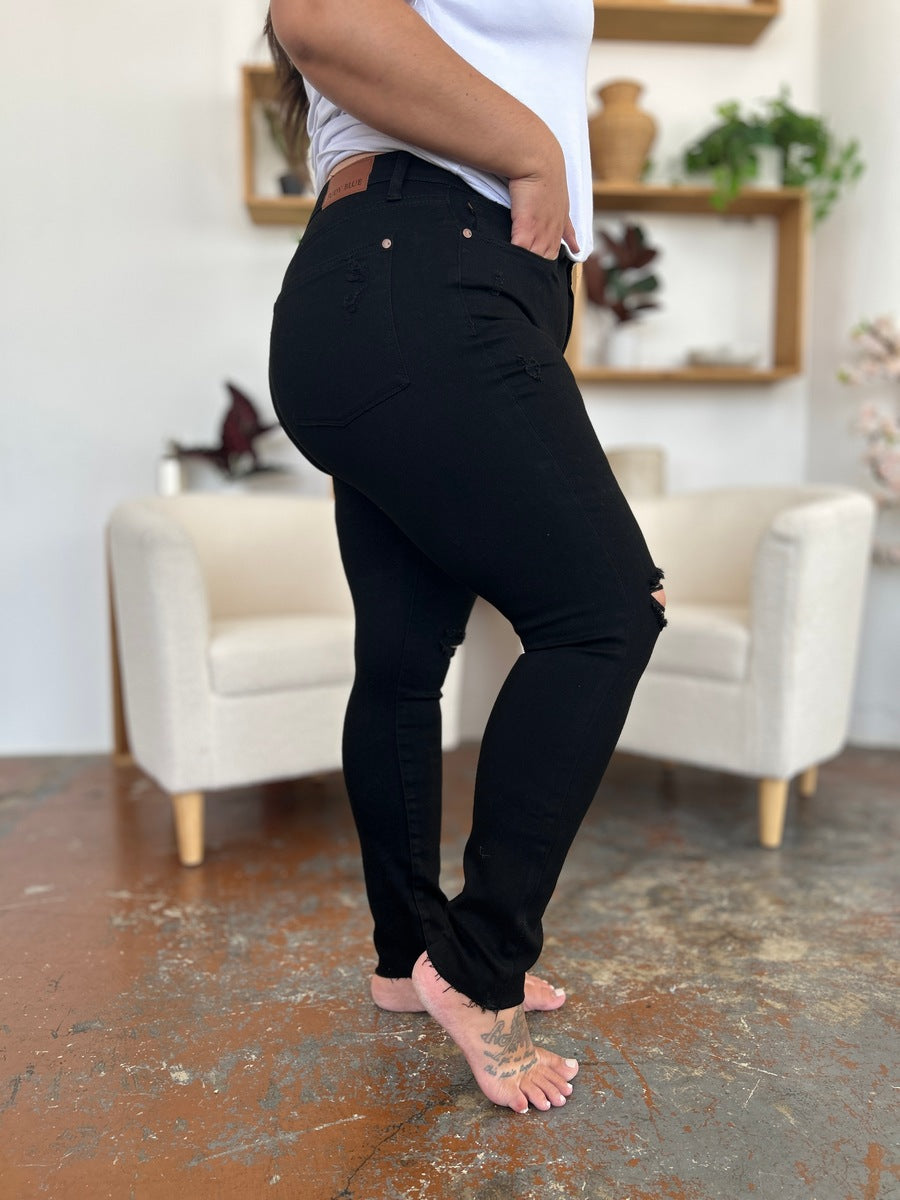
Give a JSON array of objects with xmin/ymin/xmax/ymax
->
[
  {"xmin": 381, "ymin": 238, "xmax": 392, "ymax": 249},
  {"xmin": 462, "ymin": 227, "xmax": 473, "ymax": 239}
]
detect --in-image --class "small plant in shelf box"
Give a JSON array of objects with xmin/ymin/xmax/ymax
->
[
  {"xmin": 583, "ymin": 222, "xmax": 661, "ymax": 323},
  {"xmin": 582, "ymin": 222, "xmax": 661, "ymax": 366},
  {"xmin": 262, "ymin": 102, "xmax": 313, "ymax": 196}
]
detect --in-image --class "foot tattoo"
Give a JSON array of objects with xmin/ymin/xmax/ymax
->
[{"xmin": 409, "ymin": 952, "xmax": 578, "ymax": 1114}]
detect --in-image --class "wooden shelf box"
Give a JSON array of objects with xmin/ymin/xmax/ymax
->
[
  {"xmin": 242, "ymin": 64, "xmax": 315, "ymax": 226},
  {"xmin": 241, "ymin": 64, "xmax": 809, "ymax": 385},
  {"xmin": 566, "ymin": 184, "xmax": 810, "ymax": 385}
]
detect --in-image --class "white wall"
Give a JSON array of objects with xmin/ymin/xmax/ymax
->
[
  {"xmin": 1, "ymin": 1, "xmax": 323, "ymax": 752},
  {"xmin": 1, "ymin": 0, "xmax": 894, "ymax": 751},
  {"xmin": 807, "ymin": 0, "xmax": 900, "ymax": 745}
]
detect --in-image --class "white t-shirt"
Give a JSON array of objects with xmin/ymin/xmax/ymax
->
[{"xmin": 305, "ymin": 0, "xmax": 595, "ymax": 261}]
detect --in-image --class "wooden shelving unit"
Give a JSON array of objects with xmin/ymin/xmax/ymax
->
[
  {"xmin": 242, "ymin": 0, "xmax": 806, "ymax": 386},
  {"xmin": 593, "ymin": 0, "xmax": 780, "ymax": 45},
  {"xmin": 242, "ymin": 2, "xmax": 782, "ymax": 221},
  {"xmin": 566, "ymin": 183, "xmax": 810, "ymax": 384},
  {"xmin": 242, "ymin": 64, "xmax": 315, "ymax": 226}
]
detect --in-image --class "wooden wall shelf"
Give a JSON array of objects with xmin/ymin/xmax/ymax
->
[
  {"xmin": 593, "ymin": 1, "xmax": 780, "ymax": 45},
  {"xmin": 242, "ymin": 64, "xmax": 316, "ymax": 226},
  {"xmin": 594, "ymin": 183, "xmax": 804, "ymax": 217},
  {"xmin": 246, "ymin": 194, "xmax": 315, "ymax": 226},
  {"xmin": 242, "ymin": 64, "xmax": 809, "ymax": 384},
  {"xmin": 575, "ymin": 366, "xmax": 797, "ymax": 385},
  {"xmin": 566, "ymin": 182, "xmax": 810, "ymax": 385}
]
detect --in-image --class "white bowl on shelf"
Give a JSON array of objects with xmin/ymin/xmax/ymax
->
[{"xmin": 686, "ymin": 345, "xmax": 762, "ymax": 369}]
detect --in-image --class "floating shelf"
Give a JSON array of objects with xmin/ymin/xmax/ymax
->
[
  {"xmin": 575, "ymin": 366, "xmax": 797, "ymax": 384},
  {"xmin": 594, "ymin": 182, "xmax": 805, "ymax": 217},
  {"xmin": 567, "ymin": 182, "xmax": 810, "ymax": 385},
  {"xmin": 245, "ymin": 194, "xmax": 315, "ymax": 226},
  {"xmin": 593, "ymin": 0, "xmax": 780, "ymax": 45}
]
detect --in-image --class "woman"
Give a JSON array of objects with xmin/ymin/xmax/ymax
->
[{"xmin": 265, "ymin": 0, "xmax": 666, "ymax": 1115}]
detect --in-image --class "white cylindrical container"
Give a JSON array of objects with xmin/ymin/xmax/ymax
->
[{"xmin": 157, "ymin": 454, "xmax": 183, "ymax": 496}]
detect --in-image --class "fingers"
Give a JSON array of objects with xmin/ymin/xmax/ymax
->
[
  {"xmin": 563, "ymin": 215, "xmax": 580, "ymax": 256},
  {"xmin": 509, "ymin": 222, "xmax": 577, "ymax": 259},
  {"xmin": 508, "ymin": 172, "xmax": 573, "ymax": 260}
]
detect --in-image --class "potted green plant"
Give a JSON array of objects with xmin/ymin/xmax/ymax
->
[
  {"xmin": 682, "ymin": 100, "xmax": 771, "ymax": 208},
  {"xmin": 762, "ymin": 90, "xmax": 864, "ymax": 223},
  {"xmin": 682, "ymin": 89, "xmax": 864, "ymax": 223}
]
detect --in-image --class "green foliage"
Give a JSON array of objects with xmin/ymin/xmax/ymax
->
[
  {"xmin": 682, "ymin": 88, "xmax": 864, "ymax": 223},
  {"xmin": 682, "ymin": 100, "xmax": 771, "ymax": 208}
]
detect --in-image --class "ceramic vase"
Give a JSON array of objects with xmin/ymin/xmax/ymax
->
[{"xmin": 588, "ymin": 80, "xmax": 657, "ymax": 183}]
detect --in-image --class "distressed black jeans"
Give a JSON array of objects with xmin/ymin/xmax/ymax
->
[{"xmin": 269, "ymin": 152, "xmax": 665, "ymax": 1011}]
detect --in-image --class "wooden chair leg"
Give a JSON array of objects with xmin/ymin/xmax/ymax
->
[
  {"xmin": 798, "ymin": 765, "xmax": 819, "ymax": 798},
  {"xmin": 172, "ymin": 792, "xmax": 205, "ymax": 866},
  {"xmin": 758, "ymin": 778, "xmax": 789, "ymax": 848}
]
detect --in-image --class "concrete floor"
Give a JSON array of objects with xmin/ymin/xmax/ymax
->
[{"xmin": 0, "ymin": 745, "xmax": 898, "ymax": 1200}]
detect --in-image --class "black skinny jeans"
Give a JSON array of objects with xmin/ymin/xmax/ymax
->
[{"xmin": 269, "ymin": 152, "xmax": 665, "ymax": 1011}]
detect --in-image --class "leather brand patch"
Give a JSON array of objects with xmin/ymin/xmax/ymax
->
[{"xmin": 322, "ymin": 156, "xmax": 376, "ymax": 209}]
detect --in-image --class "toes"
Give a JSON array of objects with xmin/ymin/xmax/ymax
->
[
  {"xmin": 553, "ymin": 1055, "xmax": 579, "ymax": 1081},
  {"xmin": 518, "ymin": 1052, "xmax": 577, "ymax": 1112},
  {"xmin": 531, "ymin": 1052, "xmax": 578, "ymax": 1097},
  {"xmin": 523, "ymin": 974, "xmax": 567, "ymax": 1012},
  {"xmin": 520, "ymin": 1080, "xmax": 553, "ymax": 1111},
  {"xmin": 520, "ymin": 1073, "xmax": 567, "ymax": 1111}
]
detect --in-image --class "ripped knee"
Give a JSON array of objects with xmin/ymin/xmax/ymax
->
[
  {"xmin": 649, "ymin": 567, "xmax": 667, "ymax": 629},
  {"xmin": 439, "ymin": 627, "xmax": 467, "ymax": 659}
]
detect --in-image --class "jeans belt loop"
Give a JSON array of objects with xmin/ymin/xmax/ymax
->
[{"xmin": 387, "ymin": 151, "xmax": 413, "ymax": 201}]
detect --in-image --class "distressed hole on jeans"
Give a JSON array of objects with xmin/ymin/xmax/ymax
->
[
  {"xmin": 439, "ymin": 627, "xmax": 467, "ymax": 657},
  {"xmin": 345, "ymin": 255, "xmax": 366, "ymax": 283},
  {"xmin": 343, "ymin": 288, "xmax": 365, "ymax": 314},
  {"xmin": 517, "ymin": 354, "xmax": 542, "ymax": 382},
  {"xmin": 491, "ymin": 271, "xmax": 504, "ymax": 296},
  {"xmin": 649, "ymin": 567, "xmax": 667, "ymax": 629}
]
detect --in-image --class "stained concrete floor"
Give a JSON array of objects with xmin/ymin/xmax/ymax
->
[{"xmin": 0, "ymin": 745, "xmax": 898, "ymax": 1200}]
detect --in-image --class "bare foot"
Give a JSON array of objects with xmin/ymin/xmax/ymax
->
[
  {"xmin": 371, "ymin": 971, "xmax": 566, "ymax": 1014},
  {"xmin": 410, "ymin": 952, "xmax": 578, "ymax": 1113}
]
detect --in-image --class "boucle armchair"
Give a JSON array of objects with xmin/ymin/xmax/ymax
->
[
  {"xmin": 107, "ymin": 494, "xmax": 465, "ymax": 866},
  {"xmin": 618, "ymin": 485, "xmax": 875, "ymax": 847}
]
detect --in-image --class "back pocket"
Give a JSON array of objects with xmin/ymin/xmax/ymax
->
[{"xmin": 269, "ymin": 239, "xmax": 410, "ymax": 428}]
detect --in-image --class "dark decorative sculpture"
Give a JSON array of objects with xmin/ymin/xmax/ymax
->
[{"xmin": 171, "ymin": 382, "xmax": 285, "ymax": 480}]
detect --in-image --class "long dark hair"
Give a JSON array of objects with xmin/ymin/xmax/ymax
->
[{"xmin": 263, "ymin": 8, "xmax": 310, "ymax": 155}]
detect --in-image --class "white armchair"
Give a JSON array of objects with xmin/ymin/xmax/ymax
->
[
  {"xmin": 619, "ymin": 485, "xmax": 876, "ymax": 847},
  {"xmin": 107, "ymin": 494, "xmax": 465, "ymax": 866}
]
